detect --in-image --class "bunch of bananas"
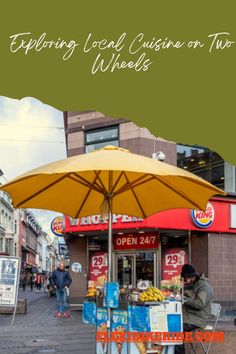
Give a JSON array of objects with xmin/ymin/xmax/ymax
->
[
  {"xmin": 85, "ymin": 287, "xmax": 97, "ymax": 297},
  {"xmin": 139, "ymin": 287, "xmax": 165, "ymax": 302}
]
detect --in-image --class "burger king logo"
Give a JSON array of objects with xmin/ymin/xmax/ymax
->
[
  {"xmin": 51, "ymin": 216, "xmax": 64, "ymax": 236},
  {"xmin": 191, "ymin": 202, "xmax": 215, "ymax": 228}
]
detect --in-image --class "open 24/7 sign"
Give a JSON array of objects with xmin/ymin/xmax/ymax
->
[{"xmin": 113, "ymin": 233, "xmax": 158, "ymax": 250}]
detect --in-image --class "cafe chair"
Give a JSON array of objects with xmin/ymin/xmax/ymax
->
[{"xmin": 189, "ymin": 303, "xmax": 221, "ymax": 354}]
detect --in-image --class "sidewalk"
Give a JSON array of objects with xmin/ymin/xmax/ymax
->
[
  {"xmin": 0, "ymin": 289, "xmax": 95, "ymax": 354},
  {"xmin": 0, "ymin": 290, "xmax": 235, "ymax": 353}
]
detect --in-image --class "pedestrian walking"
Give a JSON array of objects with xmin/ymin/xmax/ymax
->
[
  {"xmin": 35, "ymin": 273, "xmax": 43, "ymax": 292},
  {"xmin": 43, "ymin": 275, "xmax": 49, "ymax": 292},
  {"xmin": 51, "ymin": 261, "xmax": 72, "ymax": 318},
  {"xmin": 29, "ymin": 273, "xmax": 35, "ymax": 291},
  {"xmin": 21, "ymin": 273, "xmax": 27, "ymax": 291}
]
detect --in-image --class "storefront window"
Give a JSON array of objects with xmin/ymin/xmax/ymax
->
[
  {"xmin": 85, "ymin": 125, "xmax": 119, "ymax": 153},
  {"xmin": 177, "ymin": 144, "xmax": 225, "ymax": 190},
  {"xmin": 136, "ymin": 252, "xmax": 154, "ymax": 283}
]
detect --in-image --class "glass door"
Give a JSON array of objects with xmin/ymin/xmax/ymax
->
[
  {"xmin": 114, "ymin": 251, "xmax": 158, "ymax": 288},
  {"xmin": 136, "ymin": 252, "xmax": 156, "ymax": 286},
  {"xmin": 115, "ymin": 254, "xmax": 135, "ymax": 288}
]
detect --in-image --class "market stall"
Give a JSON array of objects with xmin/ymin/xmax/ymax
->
[{"xmin": 83, "ymin": 284, "xmax": 183, "ymax": 354}]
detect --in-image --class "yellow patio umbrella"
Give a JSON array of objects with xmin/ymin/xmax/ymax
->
[
  {"xmin": 0, "ymin": 145, "xmax": 225, "ymax": 280},
  {"xmin": 0, "ymin": 145, "xmax": 225, "ymax": 354}
]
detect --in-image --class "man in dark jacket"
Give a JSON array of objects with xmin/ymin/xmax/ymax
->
[
  {"xmin": 175, "ymin": 264, "xmax": 213, "ymax": 354},
  {"xmin": 51, "ymin": 261, "xmax": 72, "ymax": 318}
]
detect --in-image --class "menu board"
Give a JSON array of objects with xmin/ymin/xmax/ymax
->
[
  {"xmin": 0, "ymin": 256, "xmax": 20, "ymax": 306},
  {"xmin": 149, "ymin": 302, "xmax": 183, "ymax": 345}
]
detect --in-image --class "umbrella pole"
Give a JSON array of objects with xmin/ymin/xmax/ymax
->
[
  {"xmin": 107, "ymin": 209, "xmax": 112, "ymax": 354},
  {"xmin": 108, "ymin": 209, "xmax": 112, "ymax": 283}
]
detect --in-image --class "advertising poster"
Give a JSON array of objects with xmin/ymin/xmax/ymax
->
[
  {"xmin": 104, "ymin": 282, "xmax": 119, "ymax": 308},
  {"xmin": 96, "ymin": 307, "xmax": 108, "ymax": 354},
  {"xmin": 111, "ymin": 310, "xmax": 128, "ymax": 354},
  {"xmin": 0, "ymin": 256, "xmax": 20, "ymax": 306},
  {"xmin": 128, "ymin": 305, "xmax": 150, "ymax": 354},
  {"xmin": 89, "ymin": 251, "xmax": 108, "ymax": 286},
  {"xmin": 82, "ymin": 301, "xmax": 97, "ymax": 325},
  {"xmin": 161, "ymin": 247, "xmax": 188, "ymax": 289}
]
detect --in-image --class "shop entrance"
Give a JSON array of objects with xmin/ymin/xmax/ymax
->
[
  {"xmin": 114, "ymin": 251, "xmax": 157, "ymax": 288},
  {"xmin": 116, "ymin": 254, "xmax": 135, "ymax": 288}
]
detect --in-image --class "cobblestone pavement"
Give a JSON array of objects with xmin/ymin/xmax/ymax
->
[
  {"xmin": 0, "ymin": 290, "xmax": 95, "ymax": 354},
  {"xmin": 0, "ymin": 290, "xmax": 235, "ymax": 353}
]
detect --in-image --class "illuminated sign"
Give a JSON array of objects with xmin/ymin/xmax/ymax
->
[
  {"xmin": 51, "ymin": 216, "xmax": 64, "ymax": 237},
  {"xmin": 191, "ymin": 202, "xmax": 215, "ymax": 228}
]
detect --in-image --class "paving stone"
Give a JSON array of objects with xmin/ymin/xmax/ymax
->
[{"xmin": 1, "ymin": 289, "xmax": 236, "ymax": 354}]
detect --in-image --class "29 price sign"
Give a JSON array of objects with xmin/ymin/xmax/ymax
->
[
  {"xmin": 89, "ymin": 251, "xmax": 108, "ymax": 282},
  {"xmin": 91, "ymin": 254, "xmax": 108, "ymax": 267},
  {"xmin": 165, "ymin": 251, "xmax": 185, "ymax": 267},
  {"xmin": 161, "ymin": 247, "xmax": 188, "ymax": 281}
]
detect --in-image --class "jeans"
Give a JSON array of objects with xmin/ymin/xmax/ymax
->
[
  {"xmin": 56, "ymin": 288, "xmax": 68, "ymax": 313},
  {"xmin": 175, "ymin": 323, "xmax": 199, "ymax": 354}
]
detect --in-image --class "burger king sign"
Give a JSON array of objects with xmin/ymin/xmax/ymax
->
[
  {"xmin": 51, "ymin": 216, "xmax": 64, "ymax": 237},
  {"xmin": 191, "ymin": 202, "xmax": 215, "ymax": 228}
]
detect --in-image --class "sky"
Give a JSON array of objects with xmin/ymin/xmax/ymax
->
[{"xmin": 0, "ymin": 96, "xmax": 67, "ymax": 238}]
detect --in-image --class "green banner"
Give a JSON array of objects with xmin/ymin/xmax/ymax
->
[{"xmin": 0, "ymin": 1, "xmax": 235, "ymax": 163}]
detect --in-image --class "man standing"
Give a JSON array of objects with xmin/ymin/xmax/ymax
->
[
  {"xmin": 51, "ymin": 261, "xmax": 72, "ymax": 318},
  {"xmin": 175, "ymin": 264, "xmax": 213, "ymax": 354}
]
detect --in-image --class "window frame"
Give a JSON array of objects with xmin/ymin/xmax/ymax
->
[{"xmin": 84, "ymin": 125, "xmax": 119, "ymax": 153}]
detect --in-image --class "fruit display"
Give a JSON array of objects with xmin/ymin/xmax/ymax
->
[
  {"xmin": 161, "ymin": 289, "xmax": 172, "ymax": 297},
  {"xmin": 85, "ymin": 286, "xmax": 97, "ymax": 297},
  {"xmin": 139, "ymin": 287, "xmax": 166, "ymax": 302}
]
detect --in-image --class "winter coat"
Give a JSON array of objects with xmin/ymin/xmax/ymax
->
[
  {"xmin": 35, "ymin": 274, "xmax": 43, "ymax": 284},
  {"xmin": 51, "ymin": 268, "xmax": 72, "ymax": 289},
  {"xmin": 183, "ymin": 276, "xmax": 213, "ymax": 328}
]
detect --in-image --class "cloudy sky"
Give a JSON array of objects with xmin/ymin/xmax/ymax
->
[{"xmin": 0, "ymin": 96, "xmax": 67, "ymax": 237}]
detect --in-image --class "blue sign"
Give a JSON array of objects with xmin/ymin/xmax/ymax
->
[
  {"xmin": 82, "ymin": 301, "xmax": 96, "ymax": 325},
  {"xmin": 104, "ymin": 282, "xmax": 119, "ymax": 308}
]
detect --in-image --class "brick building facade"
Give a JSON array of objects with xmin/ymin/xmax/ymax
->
[{"xmin": 63, "ymin": 111, "xmax": 236, "ymax": 313}]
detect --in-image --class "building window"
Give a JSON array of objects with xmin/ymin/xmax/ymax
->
[
  {"xmin": 177, "ymin": 144, "xmax": 224, "ymax": 190},
  {"xmin": 85, "ymin": 125, "xmax": 119, "ymax": 153},
  {"xmin": 5, "ymin": 238, "xmax": 14, "ymax": 256},
  {"xmin": 0, "ymin": 237, "xmax": 3, "ymax": 252}
]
